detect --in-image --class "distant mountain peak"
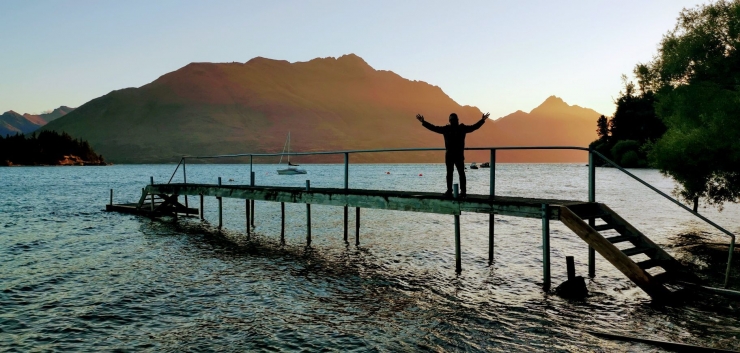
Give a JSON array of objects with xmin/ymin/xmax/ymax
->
[{"xmin": 531, "ymin": 95, "xmax": 568, "ymax": 113}]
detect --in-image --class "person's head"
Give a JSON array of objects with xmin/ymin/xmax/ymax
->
[{"xmin": 449, "ymin": 113, "xmax": 459, "ymax": 125}]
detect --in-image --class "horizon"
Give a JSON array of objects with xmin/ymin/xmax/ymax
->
[{"xmin": 0, "ymin": 0, "xmax": 707, "ymax": 118}]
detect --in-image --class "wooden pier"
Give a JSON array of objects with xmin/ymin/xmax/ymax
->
[{"xmin": 106, "ymin": 180, "xmax": 701, "ymax": 300}]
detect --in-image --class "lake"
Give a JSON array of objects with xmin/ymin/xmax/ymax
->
[{"xmin": 2, "ymin": 163, "xmax": 739, "ymax": 351}]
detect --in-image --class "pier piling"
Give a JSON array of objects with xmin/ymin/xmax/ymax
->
[
  {"xmin": 280, "ymin": 202, "xmax": 285, "ymax": 244},
  {"xmin": 489, "ymin": 149, "xmax": 496, "ymax": 264},
  {"xmin": 217, "ymin": 177, "xmax": 223, "ymax": 229},
  {"xmin": 542, "ymin": 204, "xmax": 551, "ymax": 290},
  {"xmin": 306, "ymin": 180, "xmax": 311, "ymax": 246},
  {"xmin": 454, "ymin": 184, "xmax": 462, "ymax": 273},
  {"xmin": 355, "ymin": 207, "xmax": 360, "ymax": 246},
  {"xmin": 109, "ymin": 189, "xmax": 113, "ymax": 206},
  {"xmin": 588, "ymin": 151, "xmax": 596, "ymax": 278},
  {"xmin": 250, "ymin": 172, "xmax": 255, "ymax": 227},
  {"xmin": 200, "ymin": 194, "xmax": 204, "ymax": 220},
  {"xmin": 246, "ymin": 200, "xmax": 250, "ymax": 236}
]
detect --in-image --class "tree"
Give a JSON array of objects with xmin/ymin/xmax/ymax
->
[
  {"xmin": 596, "ymin": 115, "xmax": 609, "ymax": 141},
  {"xmin": 638, "ymin": 0, "xmax": 740, "ymax": 209}
]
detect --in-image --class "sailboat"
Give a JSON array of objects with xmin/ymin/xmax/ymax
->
[{"xmin": 277, "ymin": 132, "xmax": 307, "ymax": 175}]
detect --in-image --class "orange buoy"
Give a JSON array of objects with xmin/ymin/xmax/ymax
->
[{"xmin": 419, "ymin": 173, "xmax": 423, "ymax": 176}]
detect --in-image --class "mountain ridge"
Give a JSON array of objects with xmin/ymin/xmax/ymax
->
[{"xmin": 42, "ymin": 54, "xmax": 601, "ymax": 163}]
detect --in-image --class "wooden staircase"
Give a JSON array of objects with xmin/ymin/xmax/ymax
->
[
  {"xmin": 560, "ymin": 203, "xmax": 700, "ymax": 299},
  {"xmin": 136, "ymin": 190, "xmax": 193, "ymax": 216}
]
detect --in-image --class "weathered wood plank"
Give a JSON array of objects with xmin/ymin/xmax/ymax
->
[{"xmin": 147, "ymin": 184, "xmax": 577, "ymax": 219}]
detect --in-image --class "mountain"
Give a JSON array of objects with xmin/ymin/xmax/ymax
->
[
  {"xmin": 486, "ymin": 96, "xmax": 601, "ymax": 162},
  {"xmin": 24, "ymin": 106, "xmax": 76, "ymax": 124},
  {"xmin": 0, "ymin": 106, "xmax": 75, "ymax": 137},
  {"xmin": 42, "ymin": 54, "xmax": 600, "ymax": 163}
]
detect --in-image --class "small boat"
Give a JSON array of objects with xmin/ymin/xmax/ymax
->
[
  {"xmin": 470, "ymin": 162, "xmax": 479, "ymax": 169},
  {"xmin": 480, "ymin": 162, "xmax": 490, "ymax": 168},
  {"xmin": 277, "ymin": 132, "xmax": 307, "ymax": 175}
]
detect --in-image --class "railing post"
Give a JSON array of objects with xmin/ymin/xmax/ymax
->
[
  {"xmin": 454, "ymin": 183, "xmax": 462, "ymax": 273},
  {"xmin": 489, "ymin": 148, "xmax": 496, "ymax": 265},
  {"xmin": 249, "ymin": 155, "xmax": 253, "ymax": 178},
  {"xmin": 588, "ymin": 150, "xmax": 596, "ymax": 278},
  {"xmin": 344, "ymin": 152, "xmax": 349, "ymax": 243},
  {"xmin": 542, "ymin": 203, "xmax": 551, "ymax": 290}
]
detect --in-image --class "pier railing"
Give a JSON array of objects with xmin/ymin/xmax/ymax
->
[{"xmin": 164, "ymin": 146, "xmax": 735, "ymax": 288}]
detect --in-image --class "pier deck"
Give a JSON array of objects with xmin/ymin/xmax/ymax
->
[{"xmin": 148, "ymin": 183, "xmax": 585, "ymax": 219}]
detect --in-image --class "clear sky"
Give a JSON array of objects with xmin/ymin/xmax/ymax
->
[{"xmin": 0, "ymin": 0, "xmax": 709, "ymax": 118}]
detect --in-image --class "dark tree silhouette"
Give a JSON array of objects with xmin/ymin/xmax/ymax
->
[{"xmin": 0, "ymin": 131, "xmax": 105, "ymax": 166}]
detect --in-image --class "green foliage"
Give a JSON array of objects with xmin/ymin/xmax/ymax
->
[
  {"xmin": 588, "ymin": 78, "xmax": 664, "ymax": 167},
  {"xmin": 0, "ymin": 130, "xmax": 105, "ymax": 165},
  {"xmin": 610, "ymin": 140, "xmax": 647, "ymax": 168},
  {"xmin": 638, "ymin": 0, "xmax": 740, "ymax": 208}
]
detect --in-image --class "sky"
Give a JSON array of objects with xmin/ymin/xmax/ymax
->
[{"xmin": 0, "ymin": 0, "xmax": 711, "ymax": 119}]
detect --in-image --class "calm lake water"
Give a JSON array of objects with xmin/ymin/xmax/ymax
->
[{"xmin": 2, "ymin": 163, "xmax": 740, "ymax": 352}]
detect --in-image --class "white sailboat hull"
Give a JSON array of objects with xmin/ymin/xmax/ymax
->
[{"xmin": 277, "ymin": 167, "xmax": 307, "ymax": 175}]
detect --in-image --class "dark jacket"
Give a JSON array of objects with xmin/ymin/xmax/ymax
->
[{"xmin": 422, "ymin": 119, "xmax": 485, "ymax": 157}]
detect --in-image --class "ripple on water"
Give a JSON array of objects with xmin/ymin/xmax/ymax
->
[{"xmin": 1, "ymin": 164, "xmax": 740, "ymax": 351}]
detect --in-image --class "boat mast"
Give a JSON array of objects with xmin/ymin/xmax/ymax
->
[
  {"xmin": 287, "ymin": 131, "xmax": 291, "ymax": 164},
  {"xmin": 279, "ymin": 132, "xmax": 289, "ymax": 165}
]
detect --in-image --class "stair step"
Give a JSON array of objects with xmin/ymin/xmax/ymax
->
[
  {"xmin": 636, "ymin": 259, "xmax": 662, "ymax": 270},
  {"xmin": 651, "ymin": 272, "xmax": 674, "ymax": 284},
  {"xmin": 606, "ymin": 235, "xmax": 633, "ymax": 244},
  {"xmin": 593, "ymin": 224, "xmax": 615, "ymax": 231},
  {"xmin": 622, "ymin": 247, "xmax": 654, "ymax": 256}
]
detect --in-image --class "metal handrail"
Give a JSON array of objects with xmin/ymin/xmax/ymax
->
[{"xmin": 163, "ymin": 145, "xmax": 735, "ymax": 287}]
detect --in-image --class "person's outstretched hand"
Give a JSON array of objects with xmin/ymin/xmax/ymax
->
[
  {"xmin": 416, "ymin": 114, "xmax": 425, "ymax": 123},
  {"xmin": 481, "ymin": 112, "xmax": 490, "ymax": 122}
]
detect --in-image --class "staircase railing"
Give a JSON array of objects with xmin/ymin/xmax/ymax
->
[{"xmin": 162, "ymin": 146, "xmax": 736, "ymax": 288}]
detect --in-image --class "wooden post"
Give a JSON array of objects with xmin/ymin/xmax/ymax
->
[
  {"xmin": 489, "ymin": 149, "xmax": 496, "ymax": 265},
  {"xmin": 245, "ymin": 199, "xmax": 250, "ymax": 236},
  {"xmin": 588, "ymin": 151, "xmax": 596, "ymax": 278},
  {"xmin": 199, "ymin": 194, "xmax": 204, "ymax": 220},
  {"xmin": 344, "ymin": 152, "xmax": 349, "ymax": 242},
  {"xmin": 250, "ymin": 172, "xmax": 255, "ymax": 227},
  {"xmin": 218, "ymin": 177, "xmax": 222, "ymax": 229},
  {"xmin": 306, "ymin": 180, "xmax": 311, "ymax": 246},
  {"xmin": 566, "ymin": 256, "xmax": 576, "ymax": 281},
  {"xmin": 355, "ymin": 207, "xmax": 360, "ymax": 246},
  {"xmin": 454, "ymin": 184, "xmax": 462, "ymax": 273},
  {"xmin": 109, "ymin": 189, "xmax": 113, "ymax": 206},
  {"xmin": 183, "ymin": 158, "xmax": 188, "ymax": 209},
  {"xmin": 542, "ymin": 204, "xmax": 551, "ymax": 290},
  {"xmin": 280, "ymin": 202, "xmax": 285, "ymax": 244},
  {"xmin": 149, "ymin": 176, "xmax": 154, "ymax": 212}
]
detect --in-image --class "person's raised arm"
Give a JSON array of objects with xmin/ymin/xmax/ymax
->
[
  {"xmin": 417, "ymin": 114, "xmax": 445, "ymax": 134},
  {"xmin": 464, "ymin": 112, "xmax": 490, "ymax": 133}
]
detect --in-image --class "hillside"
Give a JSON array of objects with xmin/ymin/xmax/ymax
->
[{"xmin": 42, "ymin": 54, "xmax": 600, "ymax": 163}]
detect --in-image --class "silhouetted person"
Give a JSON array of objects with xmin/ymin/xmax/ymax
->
[{"xmin": 417, "ymin": 112, "xmax": 490, "ymax": 198}]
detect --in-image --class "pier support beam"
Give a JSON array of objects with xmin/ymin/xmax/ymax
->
[
  {"xmin": 454, "ymin": 184, "xmax": 462, "ymax": 273},
  {"xmin": 344, "ymin": 152, "xmax": 349, "ymax": 243},
  {"xmin": 250, "ymin": 172, "xmax": 255, "ymax": 227},
  {"xmin": 542, "ymin": 204, "xmax": 551, "ymax": 290},
  {"xmin": 280, "ymin": 202, "xmax": 285, "ymax": 244},
  {"xmin": 489, "ymin": 149, "xmax": 496, "ymax": 264},
  {"xmin": 355, "ymin": 207, "xmax": 360, "ymax": 246},
  {"xmin": 110, "ymin": 189, "xmax": 113, "ymax": 206},
  {"xmin": 200, "ymin": 194, "xmax": 204, "ymax": 220},
  {"xmin": 246, "ymin": 199, "xmax": 250, "ymax": 236},
  {"xmin": 588, "ymin": 151, "xmax": 596, "ymax": 278},
  {"xmin": 306, "ymin": 180, "xmax": 311, "ymax": 246},
  {"xmin": 150, "ymin": 177, "xmax": 154, "ymax": 212},
  {"xmin": 217, "ymin": 177, "xmax": 223, "ymax": 230}
]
